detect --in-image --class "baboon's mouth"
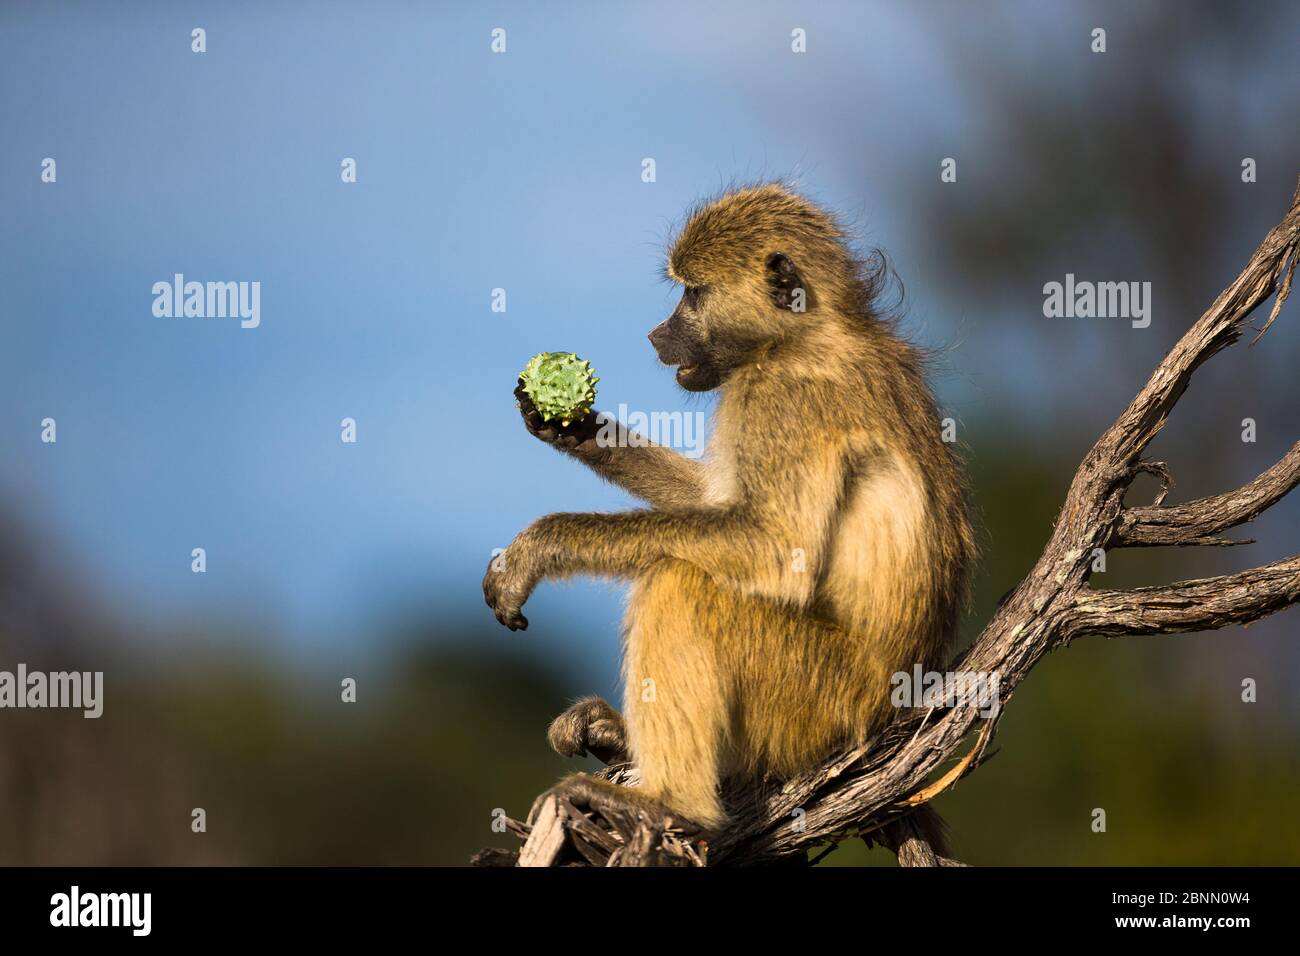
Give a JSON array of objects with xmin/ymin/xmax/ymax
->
[{"xmin": 674, "ymin": 362, "xmax": 720, "ymax": 391}]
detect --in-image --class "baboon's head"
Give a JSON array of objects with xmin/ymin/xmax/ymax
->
[{"xmin": 650, "ymin": 183, "xmax": 860, "ymax": 391}]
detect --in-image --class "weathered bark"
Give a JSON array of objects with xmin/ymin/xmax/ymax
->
[
  {"xmin": 1115, "ymin": 441, "xmax": 1300, "ymax": 547},
  {"xmin": 480, "ymin": 180, "xmax": 1300, "ymax": 868}
]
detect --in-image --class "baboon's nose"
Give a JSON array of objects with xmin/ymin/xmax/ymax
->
[{"xmin": 648, "ymin": 320, "xmax": 671, "ymax": 353}]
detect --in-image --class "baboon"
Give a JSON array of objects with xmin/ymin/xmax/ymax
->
[{"xmin": 484, "ymin": 183, "xmax": 976, "ymax": 834}]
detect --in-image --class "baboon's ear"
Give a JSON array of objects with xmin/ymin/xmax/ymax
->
[{"xmin": 765, "ymin": 253, "xmax": 810, "ymax": 312}]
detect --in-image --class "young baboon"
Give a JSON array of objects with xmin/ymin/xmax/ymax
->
[{"xmin": 484, "ymin": 183, "xmax": 975, "ymax": 832}]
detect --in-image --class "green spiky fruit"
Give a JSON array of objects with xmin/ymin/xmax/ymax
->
[{"xmin": 520, "ymin": 351, "xmax": 599, "ymax": 426}]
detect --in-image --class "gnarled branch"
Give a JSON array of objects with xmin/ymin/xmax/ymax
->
[
  {"xmin": 1070, "ymin": 555, "xmax": 1300, "ymax": 638},
  {"xmin": 482, "ymin": 179, "xmax": 1300, "ymax": 868},
  {"xmin": 1115, "ymin": 441, "xmax": 1300, "ymax": 547}
]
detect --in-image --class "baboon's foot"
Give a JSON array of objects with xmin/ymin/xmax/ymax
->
[
  {"xmin": 547, "ymin": 696, "xmax": 629, "ymax": 766},
  {"xmin": 527, "ymin": 772, "xmax": 691, "ymax": 832}
]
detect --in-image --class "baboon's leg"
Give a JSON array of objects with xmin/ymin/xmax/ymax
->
[
  {"xmin": 623, "ymin": 560, "xmax": 881, "ymax": 829},
  {"xmin": 547, "ymin": 696, "xmax": 629, "ymax": 766},
  {"xmin": 622, "ymin": 560, "xmax": 735, "ymax": 831}
]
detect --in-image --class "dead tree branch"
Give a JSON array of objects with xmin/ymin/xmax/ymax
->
[
  {"xmin": 481, "ymin": 180, "xmax": 1300, "ymax": 868},
  {"xmin": 1115, "ymin": 441, "xmax": 1300, "ymax": 547},
  {"xmin": 1071, "ymin": 555, "xmax": 1300, "ymax": 637}
]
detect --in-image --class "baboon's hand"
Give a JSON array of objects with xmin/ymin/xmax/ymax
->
[
  {"xmin": 482, "ymin": 542, "xmax": 535, "ymax": 631},
  {"xmin": 514, "ymin": 379, "xmax": 602, "ymax": 453}
]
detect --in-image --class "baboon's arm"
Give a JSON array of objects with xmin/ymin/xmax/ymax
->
[
  {"xmin": 486, "ymin": 383, "xmax": 851, "ymax": 630},
  {"xmin": 489, "ymin": 437, "xmax": 846, "ymax": 615},
  {"xmin": 516, "ymin": 381, "xmax": 708, "ymax": 511},
  {"xmin": 528, "ymin": 507, "xmax": 767, "ymax": 585},
  {"xmin": 485, "ymin": 509, "xmax": 758, "ymax": 630},
  {"xmin": 564, "ymin": 423, "xmax": 709, "ymax": 512}
]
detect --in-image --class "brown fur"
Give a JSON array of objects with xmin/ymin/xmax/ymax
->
[{"xmin": 485, "ymin": 183, "xmax": 976, "ymax": 829}]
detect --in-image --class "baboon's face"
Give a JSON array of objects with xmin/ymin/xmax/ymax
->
[
  {"xmin": 647, "ymin": 286, "xmax": 724, "ymax": 391},
  {"xmin": 648, "ymin": 252, "xmax": 810, "ymax": 392}
]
